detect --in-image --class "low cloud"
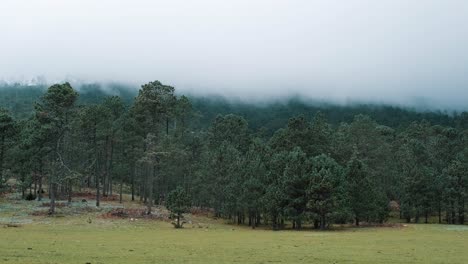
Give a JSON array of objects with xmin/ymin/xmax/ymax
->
[{"xmin": 1, "ymin": 0, "xmax": 467, "ymax": 110}]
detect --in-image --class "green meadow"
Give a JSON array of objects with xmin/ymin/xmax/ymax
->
[{"xmin": 1, "ymin": 198, "xmax": 467, "ymax": 264}]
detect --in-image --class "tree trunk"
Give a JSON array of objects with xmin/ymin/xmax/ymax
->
[
  {"xmin": 438, "ymin": 201, "xmax": 442, "ymax": 224},
  {"xmin": 0, "ymin": 134, "xmax": 5, "ymax": 185},
  {"xmin": 119, "ymin": 174, "xmax": 123, "ymax": 204},
  {"xmin": 146, "ymin": 165, "xmax": 154, "ymax": 215},
  {"xmin": 356, "ymin": 217, "xmax": 360, "ymax": 226},
  {"xmin": 87, "ymin": 172, "xmax": 91, "ymax": 188},
  {"xmin": 272, "ymin": 215, "xmax": 278, "ymax": 230},
  {"xmin": 67, "ymin": 179, "xmax": 72, "ymax": 204},
  {"xmin": 96, "ymin": 172, "xmax": 100, "ymax": 207},
  {"xmin": 406, "ymin": 215, "xmax": 411, "ymax": 223},
  {"xmin": 459, "ymin": 198, "xmax": 465, "ymax": 225},
  {"xmin": 103, "ymin": 135, "xmax": 109, "ymax": 197},
  {"xmin": 139, "ymin": 183, "xmax": 144, "ymax": 202},
  {"xmin": 38, "ymin": 168, "xmax": 43, "ymax": 201},
  {"xmin": 263, "ymin": 215, "xmax": 268, "ymax": 226},
  {"xmin": 143, "ymin": 169, "xmax": 148, "ymax": 203},
  {"xmin": 94, "ymin": 126, "xmax": 100, "ymax": 207},
  {"xmin": 109, "ymin": 138, "xmax": 114, "ymax": 196},
  {"xmin": 313, "ymin": 219, "xmax": 319, "ymax": 229},
  {"xmin": 131, "ymin": 164, "xmax": 135, "ymax": 201},
  {"xmin": 451, "ymin": 202, "xmax": 456, "ymax": 224},
  {"xmin": 49, "ymin": 183, "xmax": 56, "ymax": 214},
  {"xmin": 320, "ymin": 215, "xmax": 326, "ymax": 230},
  {"xmin": 33, "ymin": 173, "xmax": 37, "ymax": 196}
]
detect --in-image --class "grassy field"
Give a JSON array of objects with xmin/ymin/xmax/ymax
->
[{"xmin": 1, "ymin": 197, "xmax": 467, "ymax": 264}]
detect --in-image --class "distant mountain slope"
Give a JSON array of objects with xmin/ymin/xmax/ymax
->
[{"xmin": 0, "ymin": 83, "xmax": 464, "ymax": 131}]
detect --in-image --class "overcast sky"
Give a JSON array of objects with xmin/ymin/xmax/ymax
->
[{"xmin": 1, "ymin": 0, "xmax": 468, "ymax": 109}]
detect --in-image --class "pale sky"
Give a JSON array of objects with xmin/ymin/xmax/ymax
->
[{"xmin": 1, "ymin": 0, "xmax": 468, "ymax": 108}]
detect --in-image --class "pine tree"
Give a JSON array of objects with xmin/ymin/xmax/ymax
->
[{"xmin": 166, "ymin": 186, "xmax": 191, "ymax": 228}]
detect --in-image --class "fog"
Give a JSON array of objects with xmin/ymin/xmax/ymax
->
[{"xmin": 1, "ymin": 0, "xmax": 468, "ymax": 109}]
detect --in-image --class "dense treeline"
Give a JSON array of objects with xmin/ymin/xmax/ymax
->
[
  {"xmin": 0, "ymin": 81, "xmax": 467, "ymax": 229},
  {"xmin": 190, "ymin": 97, "xmax": 464, "ymax": 134}
]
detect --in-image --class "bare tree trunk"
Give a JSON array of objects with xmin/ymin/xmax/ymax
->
[
  {"xmin": 103, "ymin": 135, "xmax": 109, "ymax": 197},
  {"xmin": 119, "ymin": 172, "xmax": 123, "ymax": 204},
  {"xmin": 139, "ymin": 182, "xmax": 144, "ymax": 202},
  {"xmin": 131, "ymin": 164, "xmax": 135, "ymax": 201},
  {"xmin": 21, "ymin": 174, "xmax": 26, "ymax": 199},
  {"xmin": 49, "ymin": 183, "xmax": 56, "ymax": 214},
  {"xmin": 96, "ymin": 172, "xmax": 100, "ymax": 207},
  {"xmin": 451, "ymin": 202, "xmax": 456, "ymax": 224},
  {"xmin": 313, "ymin": 219, "xmax": 319, "ymax": 229},
  {"xmin": 87, "ymin": 171, "xmax": 91, "ymax": 188},
  {"xmin": 67, "ymin": 179, "xmax": 72, "ymax": 204},
  {"xmin": 320, "ymin": 215, "xmax": 326, "ymax": 230},
  {"xmin": 146, "ymin": 165, "xmax": 154, "ymax": 215},
  {"xmin": 0, "ymin": 135, "xmax": 5, "ymax": 185},
  {"xmin": 38, "ymin": 176, "xmax": 43, "ymax": 201},
  {"xmin": 272, "ymin": 215, "xmax": 278, "ymax": 230},
  {"xmin": 438, "ymin": 200, "xmax": 442, "ymax": 224},
  {"xmin": 94, "ymin": 126, "xmax": 100, "ymax": 207},
  {"xmin": 143, "ymin": 169, "xmax": 148, "ymax": 203},
  {"xmin": 109, "ymin": 138, "xmax": 114, "ymax": 196},
  {"xmin": 33, "ymin": 173, "xmax": 37, "ymax": 195},
  {"xmin": 459, "ymin": 198, "xmax": 465, "ymax": 225},
  {"xmin": 297, "ymin": 219, "xmax": 302, "ymax": 230}
]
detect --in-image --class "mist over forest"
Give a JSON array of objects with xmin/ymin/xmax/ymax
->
[{"xmin": 1, "ymin": 81, "xmax": 465, "ymax": 131}]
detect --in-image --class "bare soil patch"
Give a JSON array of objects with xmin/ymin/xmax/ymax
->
[{"xmin": 101, "ymin": 208, "xmax": 169, "ymax": 220}]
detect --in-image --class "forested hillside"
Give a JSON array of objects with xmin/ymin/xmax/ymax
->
[
  {"xmin": 1, "ymin": 83, "xmax": 464, "ymax": 131},
  {"xmin": 0, "ymin": 81, "xmax": 467, "ymax": 229}
]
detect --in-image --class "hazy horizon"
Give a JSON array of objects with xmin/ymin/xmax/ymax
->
[{"xmin": 2, "ymin": 0, "xmax": 468, "ymax": 110}]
